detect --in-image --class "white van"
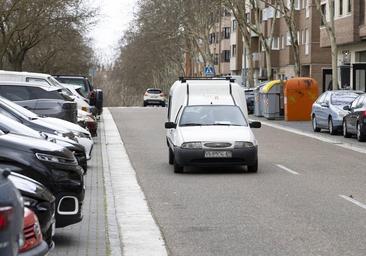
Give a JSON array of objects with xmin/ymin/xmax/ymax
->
[{"xmin": 165, "ymin": 77, "xmax": 261, "ymax": 173}]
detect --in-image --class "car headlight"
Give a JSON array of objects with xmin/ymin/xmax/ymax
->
[
  {"xmin": 181, "ymin": 142, "xmax": 202, "ymax": 149},
  {"xmin": 234, "ymin": 141, "xmax": 255, "ymax": 148},
  {"xmin": 81, "ymin": 106, "xmax": 89, "ymax": 112},
  {"xmin": 35, "ymin": 153, "xmax": 77, "ymax": 165}
]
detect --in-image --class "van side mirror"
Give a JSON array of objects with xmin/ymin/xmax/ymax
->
[
  {"xmin": 343, "ymin": 105, "xmax": 350, "ymax": 111},
  {"xmin": 249, "ymin": 121, "xmax": 261, "ymax": 128},
  {"xmin": 165, "ymin": 122, "xmax": 177, "ymax": 129}
]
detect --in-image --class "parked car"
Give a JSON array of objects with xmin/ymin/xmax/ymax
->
[
  {"xmin": 8, "ymin": 171, "xmax": 56, "ymax": 249},
  {"xmin": 0, "ymin": 113, "xmax": 88, "ymax": 171},
  {"xmin": 311, "ymin": 90, "xmax": 363, "ymax": 134},
  {"xmin": 18, "ymin": 208, "xmax": 48, "ymax": 256},
  {"xmin": 0, "ymin": 132, "xmax": 85, "ymax": 228},
  {"xmin": 244, "ymin": 88, "xmax": 254, "ymax": 114},
  {"xmin": 144, "ymin": 88, "xmax": 166, "ymax": 107},
  {"xmin": 343, "ymin": 94, "xmax": 366, "ymax": 141},
  {"xmin": 0, "ymin": 96, "xmax": 94, "ymax": 160},
  {"xmin": 0, "ymin": 168, "xmax": 24, "ymax": 256},
  {"xmin": 0, "ymin": 81, "xmax": 78, "ymax": 123},
  {"xmin": 54, "ymin": 75, "xmax": 103, "ymax": 115}
]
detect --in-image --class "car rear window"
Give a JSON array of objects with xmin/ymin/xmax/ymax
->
[
  {"xmin": 0, "ymin": 85, "xmax": 63, "ymax": 101},
  {"xmin": 147, "ymin": 89, "xmax": 161, "ymax": 94},
  {"xmin": 331, "ymin": 92, "xmax": 360, "ymax": 105}
]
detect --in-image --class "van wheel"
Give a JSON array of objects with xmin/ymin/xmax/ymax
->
[
  {"xmin": 168, "ymin": 148, "xmax": 174, "ymax": 165},
  {"xmin": 174, "ymin": 160, "xmax": 184, "ymax": 173},
  {"xmin": 247, "ymin": 160, "xmax": 258, "ymax": 173}
]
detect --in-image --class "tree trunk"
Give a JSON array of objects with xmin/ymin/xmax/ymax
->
[
  {"xmin": 265, "ymin": 50, "xmax": 273, "ymax": 80},
  {"xmin": 247, "ymin": 53, "xmax": 255, "ymax": 87},
  {"xmin": 330, "ymin": 37, "xmax": 338, "ymax": 90}
]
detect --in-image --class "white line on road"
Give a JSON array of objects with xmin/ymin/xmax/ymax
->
[
  {"xmin": 250, "ymin": 119, "xmax": 366, "ymax": 155},
  {"xmin": 339, "ymin": 195, "xmax": 366, "ymax": 210},
  {"xmin": 102, "ymin": 108, "xmax": 168, "ymax": 256},
  {"xmin": 276, "ymin": 164, "xmax": 300, "ymax": 175}
]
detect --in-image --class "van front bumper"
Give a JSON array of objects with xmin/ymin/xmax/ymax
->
[{"xmin": 174, "ymin": 146, "xmax": 258, "ymax": 167}]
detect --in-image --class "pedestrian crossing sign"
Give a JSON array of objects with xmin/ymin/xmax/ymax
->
[{"xmin": 204, "ymin": 66, "xmax": 215, "ymax": 77}]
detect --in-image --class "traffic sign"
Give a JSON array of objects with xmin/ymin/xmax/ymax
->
[{"xmin": 204, "ymin": 66, "xmax": 215, "ymax": 77}]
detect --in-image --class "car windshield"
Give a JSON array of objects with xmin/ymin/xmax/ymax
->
[
  {"xmin": 0, "ymin": 96, "xmax": 38, "ymax": 120},
  {"xmin": 55, "ymin": 77, "xmax": 89, "ymax": 97},
  {"xmin": 179, "ymin": 105, "xmax": 247, "ymax": 127},
  {"xmin": 331, "ymin": 93, "xmax": 360, "ymax": 105},
  {"xmin": 147, "ymin": 89, "xmax": 162, "ymax": 94}
]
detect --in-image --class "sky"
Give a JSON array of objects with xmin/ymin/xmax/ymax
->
[{"xmin": 87, "ymin": 0, "xmax": 138, "ymax": 64}]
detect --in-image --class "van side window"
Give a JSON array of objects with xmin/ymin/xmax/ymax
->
[
  {"xmin": 26, "ymin": 77, "xmax": 51, "ymax": 86},
  {"xmin": 0, "ymin": 85, "xmax": 30, "ymax": 101}
]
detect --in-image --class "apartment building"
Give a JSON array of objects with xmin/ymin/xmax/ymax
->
[{"xmin": 320, "ymin": 0, "xmax": 366, "ymax": 92}]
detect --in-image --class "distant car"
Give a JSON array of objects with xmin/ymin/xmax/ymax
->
[
  {"xmin": 8, "ymin": 171, "xmax": 56, "ymax": 249},
  {"xmin": 0, "ymin": 81, "xmax": 78, "ymax": 123},
  {"xmin": 0, "ymin": 168, "xmax": 23, "ymax": 256},
  {"xmin": 244, "ymin": 88, "xmax": 254, "ymax": 114},
  {"xmin": 343, "ymin": 94, "xmax": 366, "ymax": 141},
  {"xmin": 143, "ymin": 88, "xmax": 166, "ymax": 107},
  {"xmin": 311, "ymin": 90, "xmax": 363, "ymax": 134},
  {"xmin": 18, "ymin": 208, "xmax": 48, "ymax": 256}
]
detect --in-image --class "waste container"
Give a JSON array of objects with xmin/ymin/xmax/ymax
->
[
  {"xmin": 262, "ymin": 80, "xmax": 284, "ymax": 120},
  {"xmin": 284, "ymin": 77, "xmax": 318, "ymax": 121},
  {"xmin": 254, "ymin": 82, "xmax": 267, "ymax": 117}
]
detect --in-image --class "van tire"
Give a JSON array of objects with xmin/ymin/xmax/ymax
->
[
  {"xmin": 247, "ymin": 160, "xmax": 258, "ymax": 173},
  {"xmin": 168, "ymin": 148, "xmax": 174, "ymax": 165},
  {"xmin": 174, "ymin": 160, "xmax": 184, "ymax": 173}
]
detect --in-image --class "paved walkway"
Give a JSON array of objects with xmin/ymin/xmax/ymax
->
[{"xmin": 50, "ymin": 134, "xmax": 109, "ymax": 256}]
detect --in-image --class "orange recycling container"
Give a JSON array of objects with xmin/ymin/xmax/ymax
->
[{"xmin": 284, "ymin": 77, "xmax": 319, "ymax": 121}]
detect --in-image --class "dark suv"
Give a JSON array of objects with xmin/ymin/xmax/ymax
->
[
  {"xmin": 54, "ymin": 75, "xmax": 103, "ymax": 115},
  {"xmin": 0, "ymin": 81, "xmax": 78, "ymax": 123},
  {"xmin": 0, "ymin": 131, "xmax": 85, "ymax": 228}
]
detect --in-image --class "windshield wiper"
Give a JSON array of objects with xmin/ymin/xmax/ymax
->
[
  {"xmin": 181, "ymin": 123, "xmax": 204, "ymax": 126},
  {"xmin": 211, "ymin": 123, "xmax": 242, "ymax": 126}
]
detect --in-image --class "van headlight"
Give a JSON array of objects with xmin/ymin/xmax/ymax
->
[
  {"xmin": 181, "ymin": 142, "xmax": 202, "ymax": 149},
  {"xmin": 36, "ymin": 153, "xmax": 77, "ymax": 165},
  {"xmin": 234, "ymin": 141, "xmax": 255, "ymax": 148}
]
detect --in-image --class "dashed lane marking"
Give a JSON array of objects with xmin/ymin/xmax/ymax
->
[
  {"xmin": 339, "ymin": 195, "xmax": 366, "ymax": 210},
  {"xmin": 276, "ymin": 164, "xmax": 300, "ymax": 175}
]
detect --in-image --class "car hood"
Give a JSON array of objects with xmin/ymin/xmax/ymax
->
[
  {"xmin": 9, "ymin": 172, "xmax": 55, "ymax": 203},
  {"xmin": 31, "ymin": 117, "xmax": 70, "ymax": 133},
  {"xmin": 42, "ymin": 117, "xmax": 90, "ymax": 135},
  {"xmin": 0, "ymin": 133, "xmax": 73, "ymax": 157},
  {"xmin": 178, "ymin": 126, "xmax": 255, "ymax": 143}
]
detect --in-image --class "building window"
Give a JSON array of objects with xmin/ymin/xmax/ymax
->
[
  {"xmin": 320, "ymin": 4, "xmax": 326, "ymax": 26},
  {"xmin": 223, "ymin": 27, "xmax": 231, "ymax": 39},
  {"xmin": 222, "ymin": 50, "xmax": 231, "ymax": 62},
  {"xmin": 232, "ymin": 45, "xmax": 237, "ymax": 57},
  {"xmin": 339, "ymin": 0, "xmax": 343, "ymax": 15},
  {"xmin": 232, "ymin": 20, "xmax": 237, "ymax": 31},
  {"xmin": 361, "ymin": 1, "xmax": 365, "ymax": 24},
  {"xmin": 214, "ymin": 54, "xmax": 219, "ymax": 65},
  {"xmin": 282, "ymin": 35, "xmax": 285, "ymax": 49},
  {"xmin": 209, "ymin": 33, "xmax": 216, "ymax": 44},
  {"xmin": 286, "ymin": 32, "xmax": 291, "ymax": 46},
  {"xmin": 348, "ymin": 0, "xmax": 352, "ymax": 13},
  {"xmin": 305, "ymin": 0, "xmax": 310, "ymax": 18},
  {"xmin": 272, "ymin": 37, "xmax": 279, "ymax": 50}
]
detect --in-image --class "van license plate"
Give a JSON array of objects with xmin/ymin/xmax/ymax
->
[{"xmin": 204, "ymin": 151, "xmax": 232, "ymax": 158}]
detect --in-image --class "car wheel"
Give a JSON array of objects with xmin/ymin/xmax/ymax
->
[
  {"xmin": 143, "ymin": 102, "xmax": 147, "ymax": 107},
  {"xmin": 161, "ymin": 102, "xmax": 166, "ymax": 107},
  {"xmin": 174, "ymin": 159, "xmax": 184, "ymax": 173},
  {"xmin": 247, "ymin": 159, "xmax": 258, "ymax": 173},
  {"xmin": 357, "ymin": 122, "xmax": 365, "ymax": 142},
  {"xmin": 328, "ymin": 117, "xmax": 336, "ymax": 135},
  {"xmin": 168, "ymin": 148, "xmax": 174, "ymax": 165},
  {"xmin": 312, "ymin": 115, "xmax": 320, "ymax": 132},
  {"xmin": 343, "ymin": 120, "xmax": 351, "ymax": 138}
]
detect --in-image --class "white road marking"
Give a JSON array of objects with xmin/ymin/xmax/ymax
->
[
  {"xmin": 250, "ymin": 119, "xmax": 366, "ymax": 155},
  {"xmin": 102, "ymin": 108, "xmax": 168, "ymax": 256},
  {"xmin": 339, "ymin": 195, "xmax": 366, "ymax": 210},
  {"xmin": 276, "ymin": 164, "xmax": 300, "ymax": 175}
]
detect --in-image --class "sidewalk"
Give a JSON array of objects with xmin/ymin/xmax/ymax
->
[{"xmin": 249, "ymin": 115, "xmax": 366, "ymax": 154}]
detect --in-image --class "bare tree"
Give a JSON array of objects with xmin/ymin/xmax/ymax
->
[{"xmin": 315, "ymin": 0, "xmax": 337, "ymax": 90}]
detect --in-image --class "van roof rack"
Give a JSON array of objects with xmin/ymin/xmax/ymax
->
[{"xmin": 179, "ymin": 77, "xmax": 235, "ymax": 83}]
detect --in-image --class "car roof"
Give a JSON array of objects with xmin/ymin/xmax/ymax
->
[
  {"xmin": 0, "ymin": 70, "xmax": 50, "ymax": 78},
  {"xmin": 0, "ymin": 81, "xmax": 60, "ymax": 91}
]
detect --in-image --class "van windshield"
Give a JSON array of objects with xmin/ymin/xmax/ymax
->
[{"xmin": 179, "ymin": 105, "xmax": 247, "ymax": 127}]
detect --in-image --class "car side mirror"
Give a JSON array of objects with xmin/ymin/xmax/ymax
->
[
  {"xmin": 343, "ymin": 105, "xmax": 350, "ymax": 111},
  {"xmin": 321, "ymin": 102, "xmax": 329, "ymax": 108},
  {"xmin": 165, "ymin": 122, "xmax": 177, "ymax": 129},
  {"xmin": 249, "ymin": 121, "xmax": 261, "ymax": 128}
]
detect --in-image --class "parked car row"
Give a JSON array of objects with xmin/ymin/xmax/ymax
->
[
  {"xmin": 0, "ymin": 70, "xmax": 102, "ymax": 255},
  {"xmin": 311, "ymin": 90, "xmax": 366, "ymax": 141}
]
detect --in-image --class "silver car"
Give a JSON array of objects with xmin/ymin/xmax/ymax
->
[{"xmin": 311, "ymin": 90, "xmax": 363, "ymax": 134}]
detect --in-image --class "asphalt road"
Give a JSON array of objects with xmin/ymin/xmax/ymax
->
[{"xmin": 110, "ymin": 107, "xmax": 366, "ymax": 256}]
